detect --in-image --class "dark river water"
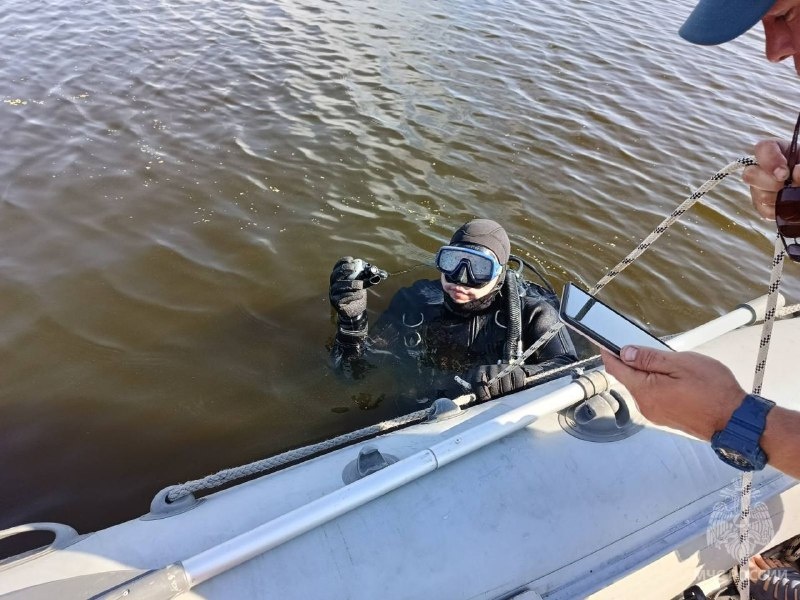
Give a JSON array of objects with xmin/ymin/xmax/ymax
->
[{"xmin": 1, "ymin": 0, "xmax": 798, "ymax": 542}]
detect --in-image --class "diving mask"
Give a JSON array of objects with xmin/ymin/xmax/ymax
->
[{"xmin": 435, "ymin": 245, "xmax": 502, "ymax": 288}]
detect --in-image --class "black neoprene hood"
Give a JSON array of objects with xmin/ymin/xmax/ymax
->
[{"xmin": 449, "ymin": 219, "xmax": 510, "ymax": 265}]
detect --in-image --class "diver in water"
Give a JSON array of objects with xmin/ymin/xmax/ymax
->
[{"xmin": 328, "ymin": 219, "xmax": 578, "ymax": 403}]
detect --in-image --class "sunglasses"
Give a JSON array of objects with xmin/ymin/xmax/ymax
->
[
  {"xmin": 435, "ymin": 245, "xmax": 502, "ymax": 288},
  {"xmin": 776, "ymin": 112, "xmax": 800, "ymax": 262}
]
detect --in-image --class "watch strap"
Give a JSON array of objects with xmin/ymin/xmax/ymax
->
[
  {"xmin": 728, "ymin": 393, "xmax": 775, "ymax": 438},
  {"xmin": 711, "ymin": 394, "xmax": 775, "ymax": 471}
]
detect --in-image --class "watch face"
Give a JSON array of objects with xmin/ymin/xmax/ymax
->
[{"xmin": 716, "ymin": 447, "xmax": 754, "ymax": 470}]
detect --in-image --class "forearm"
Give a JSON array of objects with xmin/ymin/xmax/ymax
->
[
  {"xmin": 330, "ymin": 313, "xmax": 369, "ymax": 370},
  {"xmin": 762, "ymin": 406, "xmax": 800, "ymax": 479},
  {"xmin": 601, "ymin": 347, "xmax": 799, "ymax": 478}
]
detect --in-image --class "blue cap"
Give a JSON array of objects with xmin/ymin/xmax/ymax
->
[{"xmin": 679, "ymin": 0, "xmax": 774, "ymax": 45}]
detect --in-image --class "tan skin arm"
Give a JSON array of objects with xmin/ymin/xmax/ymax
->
[
  {"xmin": 761, "ymin": 405, "xmax": 800, "ymax": 478},
  {"xmin": 601, "ymin": 347, "xmax": 800, "ymax": 479}
]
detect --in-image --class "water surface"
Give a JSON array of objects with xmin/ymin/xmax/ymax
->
[{"xmin": 0, "ymin": 0, "xmax": 798, "ymax": 538}]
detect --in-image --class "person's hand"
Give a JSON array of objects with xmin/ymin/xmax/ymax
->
[
  {"xmin": 468, "ymin": 363, "xmax": 527, "ymax": 402},
  {"xmin": 329, "ymin": 257, "xmax": 367, "ymax": 319},
  {"xmin": 601, "ymin": 346, "xmax": 747, "ymax": 440},
  {"xmin": 742, "ymin": 139, "xmax": 797, "ymax": 220}
]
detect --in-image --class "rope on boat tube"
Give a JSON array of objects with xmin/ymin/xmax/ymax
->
[
  {"xmin": 164, "ymin": 355, "xmax": 602, "ymax": 502},
  {"xmin": 165, "ymin": 410, "xmax": 430, "ymax": 502},
  {"xmin": 777, "ymin": 303, "xmax": 800, "ymax": 317}
]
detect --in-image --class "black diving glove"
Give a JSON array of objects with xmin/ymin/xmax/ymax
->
[
  {"xmin": 329, "ymin": 257, "xmax": 369, "ymax": 318},
  {"xmin": 468, "ymin": 363, "xmax": 527, "ymax": 402}
]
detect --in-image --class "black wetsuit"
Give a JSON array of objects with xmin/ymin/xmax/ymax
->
[{"xmin": 331, "ymin": 274, "xmax": 578, "ymax": 402}]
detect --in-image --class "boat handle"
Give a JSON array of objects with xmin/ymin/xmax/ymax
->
[{"xmin": 0, "ymin": 522, "xmax": 79, "ymax": 567}]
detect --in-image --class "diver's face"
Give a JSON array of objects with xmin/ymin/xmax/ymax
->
[
  {"xmin": 440, "ymin": 273, "xmax": 501, "ymax": 304},
  {"xmin": 763, "ymin": 0, "xmax": 800, "ymax": 74}
]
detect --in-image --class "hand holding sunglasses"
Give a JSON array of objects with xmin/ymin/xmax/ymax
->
[{"xmin": 776, "ymin": 112, "xmax": 800, "ymax": 262}]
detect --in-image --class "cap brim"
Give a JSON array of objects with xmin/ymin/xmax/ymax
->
[{"xmin": 679, "ymin": 0, "xmax": 774, "ymax": 46}]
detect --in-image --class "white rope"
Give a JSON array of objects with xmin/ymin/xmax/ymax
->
[
  {"xmin": 487, "ymin": 156, "xmax": 757, "ymax": 386},
  {"xmin": 736, "ymin": 235, "xmax": 786, "ymax": 600},
  {"xmin": 777, "ymin": 303, "xmax": 800, "ymax": 318}
]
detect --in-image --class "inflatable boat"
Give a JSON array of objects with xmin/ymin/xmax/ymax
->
[{"xmin": 0, "ymin": 295, "xmax": 798, "ymax": 600}]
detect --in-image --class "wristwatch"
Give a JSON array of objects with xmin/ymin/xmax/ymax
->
[{"xmin": 710, "ymin": 393, "xmax": 775, "ymax": 471}]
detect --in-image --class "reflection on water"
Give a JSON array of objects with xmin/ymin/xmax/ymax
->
[{"xmin": 0, "ymin": 0, "xmax": 798, "ymax": 535}]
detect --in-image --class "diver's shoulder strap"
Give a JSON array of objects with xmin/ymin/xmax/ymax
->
[{"xmin": 520, "ymin": 279, "xmax": 560, "ymax": 311}]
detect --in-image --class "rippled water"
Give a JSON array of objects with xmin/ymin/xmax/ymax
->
[{"xmin": 1, "ymin": 0, "xmax": 798, "ymax": 538}]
